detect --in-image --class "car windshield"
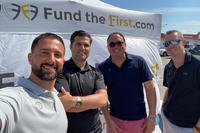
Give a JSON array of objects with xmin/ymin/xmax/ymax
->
[{"xmin": 160, "ymin": 44, "xmax": 165, "ymax": 49}]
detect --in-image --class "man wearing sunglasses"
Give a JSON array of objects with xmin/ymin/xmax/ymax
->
[
  {"xmin": 161, "ymin": 30, "xmax": 200, "ymax": 133},
  {"xmin": 98, "ymin": 32, "xmax": 156, "ymax": 133}
]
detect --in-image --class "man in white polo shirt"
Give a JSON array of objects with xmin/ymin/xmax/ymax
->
[{"xmin": 0, "ymin": 33, "xmax": 68, "ymax": 133}]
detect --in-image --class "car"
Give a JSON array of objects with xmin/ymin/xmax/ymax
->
[
  {"xmin": 159, "ymin": 44, "xmax": 168, "ymax": 56},
  {"xmin": 189, "ymin": 45, "xmax": 200, "ymax": 55},
  {"xmin": 184, "ymin": 44, "xmax": 195, "ymax": 52}
]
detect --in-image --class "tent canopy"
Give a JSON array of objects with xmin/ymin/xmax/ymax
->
[
  {"xmin": 0, "ymin": 0, "xmax": 162, "ymax": 92},
  {"xmin": 0, "ymin": 0, "xmax": 163, "ymax": 128}
]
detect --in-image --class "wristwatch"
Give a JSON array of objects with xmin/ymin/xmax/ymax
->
[
  {"xmin": 75, "ymin": 96, "xmax": 82, "ymax": 108},
  {"xmin": 195, "ymin": 125, "xmax": 200, "ymax": 132}
]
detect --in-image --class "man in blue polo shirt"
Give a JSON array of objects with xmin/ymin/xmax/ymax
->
[
  {"xmin": 98, "ymin": 32, "xmax": 156, "ymax": 133},
  {"xmin": 0, "ymin": 33, "xmax": 68, "ymax": 133}
]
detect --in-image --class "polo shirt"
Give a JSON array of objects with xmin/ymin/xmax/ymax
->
[
  {"xmin": 163, "ymin": 52, "xmax": 200, "ymax": 127},
  {"xmin": 0, "ymin": 77, "xmax": 68, "ymax": 133},
  {"xmin": 56, "ymin": 58, "xmax": 106, "ymax": 133},
  {"xmin": 98, "ymin": 53, "xmax": 153, "ymax": 120}
]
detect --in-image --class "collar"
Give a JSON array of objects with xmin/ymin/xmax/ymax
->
[
  {"xmin": 69, "ymin": 58, "xmax": 91, "ymax": 72},
  {"xmin": 108, "ymin": 52, "xmax": 130, "ymax": 64},
  {"xmin": 18, "ymin": 77, "xmax": 57, "ymax": 96},
  {"xmin": 168, "ymin": 51, "xmax": 192, "ymax": 68}
]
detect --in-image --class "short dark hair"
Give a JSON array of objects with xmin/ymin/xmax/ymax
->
[
  {"xmin": 31, "ymin": 33, "xmax": 65, "ymax": 53},
  {"xmin": 107, "ymin": 32, "xmax": 126, "ymax": 43},
  {"xmin": 70, "ymin": 30, "xmax": 92, "ymax": 44}
]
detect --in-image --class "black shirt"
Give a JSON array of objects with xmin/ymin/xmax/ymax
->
[
  {"xmin": 163, "ymin": 52, "xmax": 200, "ymax": 127},
  {"xmin": 56, "ymin": 58, "xmax": 106, "ymax": 133}
]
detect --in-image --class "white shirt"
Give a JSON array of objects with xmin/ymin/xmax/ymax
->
[{"xmin": 0, "ymin": 77, "xmax": 67, "ymax": 133}]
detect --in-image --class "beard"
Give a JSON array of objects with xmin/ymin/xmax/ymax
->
[{"xmin": 32, "ymin": 63, "xmax": 61, "ymax": 81}]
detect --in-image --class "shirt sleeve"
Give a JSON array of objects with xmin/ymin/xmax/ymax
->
[
  {"xmin": 140, "ymin": 57, "xmax": 153, "ymax": 82},
  {"xmin": 95, "ymin": 70, "xmax": 107, "ymax": 91},
  {"xmin": 163, "ymin": 66, "xmax": 168, "ymax": 87},
  {"xmin": 0, "ymin": 88, "xmax": 22, "ymax": 133},
  {"xmin": 55, "ymin": 74, "xmax": 70, "ymax": 92},
  {"xmin": 0, "ymin": 109, "xmax": 5, "ymax": 133}
]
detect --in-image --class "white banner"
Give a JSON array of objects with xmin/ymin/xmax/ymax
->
[{"xmin": 0, "ymin": 0, "xmax": 161, "ymax": 39}]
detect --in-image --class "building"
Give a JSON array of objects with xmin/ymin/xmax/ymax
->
[{"xmin": 161, "ymin": 33, "xmax": 200, "ymax": 46}]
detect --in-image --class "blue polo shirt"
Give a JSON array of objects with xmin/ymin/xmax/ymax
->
[{"xmin": 98, "ymin": 53, "xmax": 153, "ymax": 120}]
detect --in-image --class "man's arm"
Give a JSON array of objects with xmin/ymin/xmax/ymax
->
[
  {"xmin": 194, "ymin": 118, "xmax": 200, "ymax": 133},
  {"xmin": 59, "ymin": 88, "xmax": 108, "ymax": 112},
  {"xmin": 162, "ymin": 89, "xmax": 168, "ymax": 104},
  {"xmin": 101, "ymin": 105, "xmax": 121, "ymax": 133},
  {"xmin": 144, "ymin": 79, "xmax": 156, "ymax": 133},
  {"xmin": 144, "ymin": 80, "xmax": 156, "ymax": 117}
]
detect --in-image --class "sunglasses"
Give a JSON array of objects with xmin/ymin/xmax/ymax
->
[
  {"xmin": 109, "ymin": 41, "xmax": 124, "ymax": 47},
  {"xmin": 163, "ymin": 39, "xmax": 181, "ymax": 48}
]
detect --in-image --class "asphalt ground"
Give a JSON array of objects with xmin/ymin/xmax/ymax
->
[{"xmin": 158, "ymin": 56, "xmax": 171, "ymax": 99}]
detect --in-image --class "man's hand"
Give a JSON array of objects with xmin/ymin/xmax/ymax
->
[
  {"xmin": 106, "ymin": 119, "xmax": 122, "ymax": 133},
  {"xmin": 143, "ymin": 116, "xmax": 155, "ymax": 133},
  {"xmin": 58, "ymin": 87, "xmax": 75, "ymax": 111}
]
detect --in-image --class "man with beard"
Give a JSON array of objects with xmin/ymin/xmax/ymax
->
[
  {"xmin": 0, "ymin": 33, "xmax": 68, "ymax": 133},
  {"xmin": 56, "ymin": 30, "xmax": 108, "ymax": 133}
]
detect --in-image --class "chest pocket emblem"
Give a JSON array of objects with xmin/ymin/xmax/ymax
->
[{"xmin": 35, "ymin": 101, "xmax": 43, "ymax": 110}]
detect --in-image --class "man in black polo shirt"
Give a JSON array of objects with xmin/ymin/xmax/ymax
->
[
  {"xmin": 56, "ymin": 30, "xmax": 108, "ymax": 133},
  {"xmin": 161, "ymin": 30, "xmax": 200, "ymax": 133}
]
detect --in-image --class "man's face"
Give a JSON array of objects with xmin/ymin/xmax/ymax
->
[
  {"xmin": 70, "ymin": 36, "xmax": 91, "ymax": 62},
  {"xmin": 164, "ymin": 32, "xmax": 184, "ymax": 57},
  {"xmin": 28, "ymin": 38, "xmax": 65, "ymax": 81},
  {"xmin": 107, "ymin": 34, "xmax": 126, "ymax": 58}
]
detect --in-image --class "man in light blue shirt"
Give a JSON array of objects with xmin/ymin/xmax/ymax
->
[{"xmin": 0, "ymin": 33, "xmax": 68, "ymax": 133}]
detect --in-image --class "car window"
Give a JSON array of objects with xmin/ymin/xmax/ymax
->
[{"xmin": 160, "ymin": 44, "xmax": 164, "ymax": 49}]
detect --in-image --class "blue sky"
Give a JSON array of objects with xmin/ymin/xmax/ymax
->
[{"xmin": 102, "ymin": 0, "xmax": 200, "ymax": 34}]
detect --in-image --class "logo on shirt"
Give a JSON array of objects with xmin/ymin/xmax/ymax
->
[{"xmin": 35, "ymin": 101, "xmax": 43, "ymax": 110}]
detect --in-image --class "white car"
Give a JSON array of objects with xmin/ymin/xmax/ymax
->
[{"xmin": 159, "ymin": 45, "xmax": 168, "ymax": 56}]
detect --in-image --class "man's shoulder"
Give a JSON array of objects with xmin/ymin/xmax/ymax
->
[
  {"xmin": 127, "ymin": 53, "xmax": 145, "ymax": 61},
  {"xmin": 98, "ymin": 58, "xmax": 110, "ymax": 68},
  {"xmin": 63, "ymin": 59, "xmax": 72, "ymax": 66},
  {"xmin": 88, "ymin": 64, "xmax": 98, "ymax": 71},
  {"xmin": 191, "ymin": 54, "xmax": 200, "ymax": 63},
  {"xmin": 0, "ymin": 86, "xmax": 24, "ymax": 93},
  {"xmin": 0, "ymin": 86, "xmax": 25, "ymax": 100}
]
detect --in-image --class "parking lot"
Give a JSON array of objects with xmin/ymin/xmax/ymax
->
[{"xmin": 158, "ymin": 56, "xmax": 171, "ymax": 99}]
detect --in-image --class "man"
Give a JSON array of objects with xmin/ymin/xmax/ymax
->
[
  {"xmin": 0, "ymin": 33, "xmax": 68, "ymax": 133},
  {"xmin": 56, "ymin": 30, "xmax": 108, "ymax": 133},
  {"xmin": 98, "ymin": 32, "xmax": 156, "ymax": 133},
  {"xmin": 161, "ymin": 30, "xmax": 200, "ymax": 133}
]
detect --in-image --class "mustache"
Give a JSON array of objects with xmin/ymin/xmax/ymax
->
[{"xmin": 41, "ymin": 63, "xmax": 57, "ymax": 69}]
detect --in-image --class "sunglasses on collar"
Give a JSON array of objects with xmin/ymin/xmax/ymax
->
[
  {"xmin": 163, "ymin": 39, "xmax": 181, "ymax": 48},
  {"xmin": 109, "ymin": 41, "xmax": 124, "ymax": 47}
]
